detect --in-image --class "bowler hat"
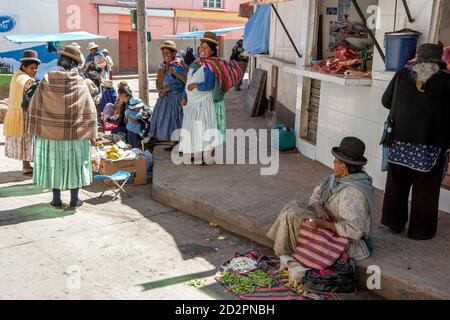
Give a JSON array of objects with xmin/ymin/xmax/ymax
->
[
  {"xmin": 332, "ymin": 137, "xmax": 368, "ymax": 166},
  {"xmin": 200, "ymin": 32, "xmax": 219, "ymax": 45},
  {"xmin": 20, "ymin": 50, "xmax": 41, "ymax": 64},
  {"xmin": 118, "ymin": 80, "xmax": 129, "ymax": 88},
  {"xmin": 103, "ymin": 80, "xmax": 114, "ymax": 89},
  {"xmin": 87, "ymin": 42, "xmax": 99, "ymax": 50},
  {"xmin": 415, "ymin": 43, "xmax": 446, "ymax": 68},
  {"xmin": 160, "ymin": 40, "xmax": 178, "ymax": 52},
  {"xmin": 58, "ymin": 45, "xmax": 83, "ymax": 65}
]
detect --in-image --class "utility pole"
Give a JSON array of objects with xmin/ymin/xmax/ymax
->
[{"xmin": 136, "ymin": 0, "xmax": 149, "ymax": 105}]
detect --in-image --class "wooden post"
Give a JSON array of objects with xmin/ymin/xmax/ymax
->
[{"xmin": 136, "ymin": 0, "xmax": 149, "ymax": 106}]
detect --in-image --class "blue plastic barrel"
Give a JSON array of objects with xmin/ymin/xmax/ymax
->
[{"xmin": 384, "ymin": 34, "xmax": 419, "ymax": 71}]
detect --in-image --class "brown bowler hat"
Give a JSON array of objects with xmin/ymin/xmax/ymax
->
[
  {"xmin": 160, "ymin": 40, "xmax": 178, "ymax": 52},
  {"xmin": 200, "ymin": 32, "xmax": 219, "ymax": 45},
  {"xmin": 20, "ymin": 50, "xmax": 41, "ymax": 64},
  {"xmin": 58, "ymin": 45, "xmax": 83, "ymax": 65}
]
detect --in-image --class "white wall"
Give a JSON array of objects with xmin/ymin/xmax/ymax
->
[
  {"xmin": 372, "ymin": 0, "xmax": 436, "ymax": 71},
  {"xmin": 269, "ymin": 0, "xmax": 304, "ymax": 63},
  {"xmin": 0, "ymin": 0, "xmax": 59, "ymax": 53},
  {"xmin": 312, "ymin": 0, "xmax": 450, "ymax": 212}
]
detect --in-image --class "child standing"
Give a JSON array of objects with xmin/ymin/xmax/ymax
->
[{"xmin": 125, "ymin": 98, "xmax": 145, "ymax": 148}]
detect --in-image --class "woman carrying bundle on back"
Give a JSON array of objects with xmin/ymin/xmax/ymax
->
[{"xmin": 179, "ymin": 32, "xmax": 243, "ymax": 166}]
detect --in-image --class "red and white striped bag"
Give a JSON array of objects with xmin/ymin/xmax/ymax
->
[{"xmin": 293, "ymin": 223, "xmax": 349, "ymax": 270}]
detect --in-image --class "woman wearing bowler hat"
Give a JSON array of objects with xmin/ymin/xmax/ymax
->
[
  {"xmin": 27, "ymin": 45, "xmax": 97, "ymax": 209},
  {"xmin": 3, "ymin": 50, "xmax": 41, "ymax": 174},
  {"xmin": 268, "ymin": 137, "xmax": 375, "ymax": 262},
  {"xmin": 381, "ymin": 43, "xmax": 450, "ymax": 240}
]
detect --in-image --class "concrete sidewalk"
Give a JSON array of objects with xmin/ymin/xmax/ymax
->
[{"xmin": 152, "ymin": 86, "xmax": 450, "ymax": 300}]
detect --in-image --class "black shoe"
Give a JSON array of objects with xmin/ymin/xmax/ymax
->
[
  {"xmin": 69, "ymin": 200, "xmax": 83, "ymax": 208},
  {"xmin": 50, "ymin": 201, "xmax": 66, "ymax": 209}
]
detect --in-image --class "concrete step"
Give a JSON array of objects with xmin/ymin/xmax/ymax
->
[
  {"xmin": 150, "ymin": 87, "xmax": 450, "ymax": 300},
  {"xmin": 152, "ymin": 166, "xmax": 450, "ymax": 300}
]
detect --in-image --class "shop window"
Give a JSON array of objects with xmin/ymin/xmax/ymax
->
[
  {"xmin": 203, "ymin": 0, "xmax": 223, "ymax": 9},
  {"xmin": 312, "ymin": 0, "xmax": 379, "ymax": 74}
]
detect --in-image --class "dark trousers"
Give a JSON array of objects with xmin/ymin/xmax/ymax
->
[
  {"xmin": 52, "ymin": 188, "xmax": 79, "ymax": 206},
  {"xmin": 381, "ymin": 151, "xmax": 446, "ymax": 240},
  {"xmin": 127, "ymin": 131, "xmax": 142, "ymax": 149}
]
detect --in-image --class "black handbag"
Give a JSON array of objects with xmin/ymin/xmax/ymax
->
[
  {"xmin": 21, "ymin": 80, "xmax": 40, "ymax": 112},
  {"xmin": 301, "ymin": 258, "xmax": 356, "ymax": 294}
]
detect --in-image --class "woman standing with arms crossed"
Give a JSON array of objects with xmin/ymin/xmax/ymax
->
[{"xmin": 3, "ymin": 50, "xmax": 40, "ymax": 174}]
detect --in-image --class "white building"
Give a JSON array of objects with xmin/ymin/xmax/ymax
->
[
  {"xmin": 0, "ymin": 0, "xmax": 60, "ymax": 78},
  {"xmin": 251, "ymin": 0, "xmax": 450, "ymax": 211}
]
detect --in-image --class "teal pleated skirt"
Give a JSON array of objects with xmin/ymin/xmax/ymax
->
[
  {"xmin": 215, "ymin": 100, "xmax": 226, "ymax": 144},
  {"xmin": 33, "ymin": 138, "xmax": 93, "ymax": 190}
]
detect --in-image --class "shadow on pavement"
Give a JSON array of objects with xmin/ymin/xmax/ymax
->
[
  {"xmin": 0, "ymin": 171, "xmax": 34, "ymax": 184},
  {"xmin": 0, "ymin": 203, "xmax": 75, "ymax": 226},
  {"xmin": 0, "ymin": 183, "xmax": 51, "ymax": 198}
]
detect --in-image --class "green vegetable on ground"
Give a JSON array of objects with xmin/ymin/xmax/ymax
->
[
  {"xmin": 185, "ymin": 278, "xmax": 206, "ymax": 288},
  {"xmin": 220, "ymin": 270, "xmax": 276, "ymax": 295}
]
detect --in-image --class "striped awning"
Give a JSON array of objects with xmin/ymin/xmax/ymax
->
[{"xmin": 174, "ymin": 9, "xmax": 247, "ymax": 22}]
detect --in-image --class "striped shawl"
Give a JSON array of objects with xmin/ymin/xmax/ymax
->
[
  {"xmin": 27, "ymin": 71, "xmax": 98, "ymax": 141},
  {"xmin": 192, "ymin": 57, "xmax": 243, "ymax": 93},
  {"xmin": 156, "ymin": 58, "xmax": 188, "ymax": 90}
]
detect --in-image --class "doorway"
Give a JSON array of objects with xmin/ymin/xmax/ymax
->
[{"xmin": 119, "ymin": 31, "xmax": 138, "ymax": 73}]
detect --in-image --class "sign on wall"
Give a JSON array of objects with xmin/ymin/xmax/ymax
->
[{"xmin": 0, "ymin": 16, "xmax": 16, "ymax": 33}]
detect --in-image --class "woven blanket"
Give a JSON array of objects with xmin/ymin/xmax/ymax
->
[
  {"xmin": 156, "ymin": 58, "xmax": 188, "ymax": 90},
  {"xmin": 215, "ymin": 251, "xmax": 342, "ymax": 301},
  {"xmin": 27, "ymin": 71, "xmax": 98, "ymax": 141}
]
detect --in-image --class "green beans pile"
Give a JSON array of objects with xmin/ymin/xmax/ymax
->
[{"xmin": 221, "ymin": 270, "xmax": 276, "ymax": 295}]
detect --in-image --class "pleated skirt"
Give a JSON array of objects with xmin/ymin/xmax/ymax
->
[
  {"xmin": 149, "ymin": 93, "xmax": 183, "ymax": 141},
  {"xmin": 179, "ymin": 95, "xmax": 220, "ymax": 154},
  {"xmin": 33, "ymin": 138, "xmax": 93, "ymax": 190}
]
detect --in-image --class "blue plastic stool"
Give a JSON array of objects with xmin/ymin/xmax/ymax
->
[{"xmin": 94, "ymin": 171, "xmax": 132, "ymax": 201}]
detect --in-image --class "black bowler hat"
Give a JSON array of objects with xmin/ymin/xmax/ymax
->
[
  {"xmin": 415, "ymin": 43, "xmax": 446, "ymax": 69},
  {"xmin": 332, "ymin": 137, "xmax": 368, "ymax": 166}
]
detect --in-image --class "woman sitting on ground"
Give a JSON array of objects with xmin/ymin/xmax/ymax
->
[
  {"xmin": 111, "ymin": 84, "xmax": 133, "ymax": 137},
  {"xmin": 267, "ymin": 137, "xmax": 375, "ymax": 262}
]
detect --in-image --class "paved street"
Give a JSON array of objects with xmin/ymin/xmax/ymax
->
[
  {"xmin": 0, "ymin": 120, "xmax": 273, "ymax": 299},
  {"xmin": 0, "ymin": 78, "xmax": 379, "ymax": 300}
]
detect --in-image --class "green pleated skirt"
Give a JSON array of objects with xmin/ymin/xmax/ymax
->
[
  {"xmin": 215, "ymin": 100, "xmax": 227, "ymax": 144},
  {"xmin": 33, "ymin": 138, "xmax": 93, "ymax": 190}
]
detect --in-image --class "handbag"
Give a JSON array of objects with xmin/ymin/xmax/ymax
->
[
  {"xmin": 380, "ymin": 74, "xmax": 401, "ymax": 171},
  {"xmin": 301, "ymin": 254, "xmax": 356, "ymax": 294},
  {"xmin": 293, "ymin": 223, "xmax": 349, "ymax": 270}
]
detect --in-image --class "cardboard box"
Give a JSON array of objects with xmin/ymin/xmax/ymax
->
[{"xmin": 99, "ymin": 157, "xmax": 148, "ymax": 186}]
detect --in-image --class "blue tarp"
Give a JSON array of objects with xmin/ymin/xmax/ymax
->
[
  {"xmin": 244, "ymin": 5, "xmax": 271, "ymax": 55},
  {"xmin": 4, "ymin": 31, "xmax": 107, "ymax": 44}
]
